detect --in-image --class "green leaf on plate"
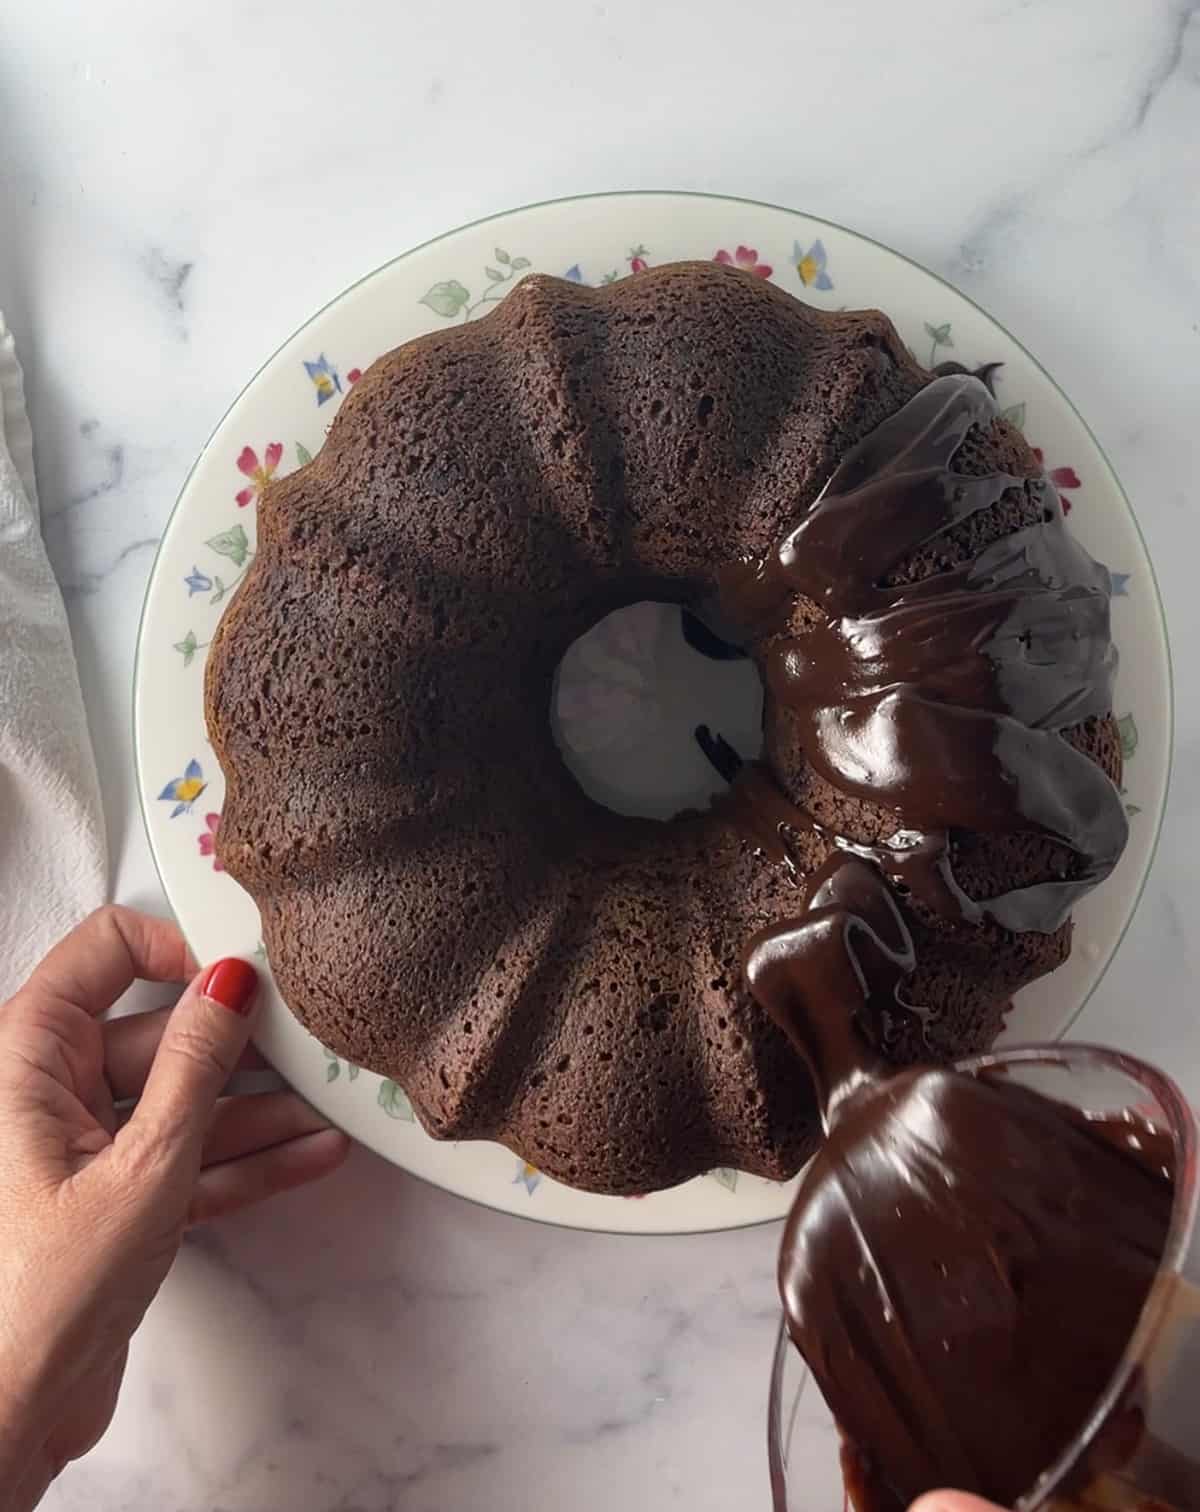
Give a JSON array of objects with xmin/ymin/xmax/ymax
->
[
  {"xmin": 206, "ymin": 524, "xmax": 250, "ymax": 567},
  {"xmin": 325, "ymin": 1059, "xmax": 340, "ymax": 1083},
  {"xmin": 924, "ymin": 321, "xmax": 953, "ymax": 346},
  {"xmin": 253, "ymin": 939, "xmax": 267, "ymax": 960},
  {"xmin": 347, "ymin": 1063, "xmax": 360, "ymax": 1081},
  {"xmin": 710, "ymin": 1167, "xmax": 739, "ymax": 1193},
  {"xmin": 174, "ymin": 629, "xmax": 198, "ymax": 667},
  {"xmin": 1125, "ymin": 802, "xmax": 1142, "ymax": 817},
  {"xmin": 296, "ymin": 441, "xmax": 313, "ymax": 466},
  {"xmin": 378, "ymin": 1079, "xmax": 415, "ymax": 1121},
  {"xmin": 999, "ymin": 401, "xmax": 1026, "ymax": 430},
  {"xmin": 510, "ymin": 256, "xmax": 531, "ymax": 271},
  {"xmin": 210, "ymin": 575, "xmax": 226, "ymax": 605},
  {"xmin": 1117, "ymin": 713, "xmax": 1139, "ymax": 761},
  {"xmin": 485, "ymin": 266, "xmax": 505, "ymax": 284},
  {"xmin": 420, "ymin": 280, "xmax": 470, "ymax": 318},
  {"xmin": 494, "ymin": 247, "xmax": 511, "ymax": 265}
]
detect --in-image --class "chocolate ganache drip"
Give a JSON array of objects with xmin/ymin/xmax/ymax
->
[
  {"xmin": 773, "ymin": 1057, "xmax": 1175, "ymax": 1512},
  {"xmin": 702, "ymin": 376, "xmax": 1157, "ymax": 1511},
  {"xmin": 712, "ymin": 374, "xmax": 1127, "ymax": 1043}
]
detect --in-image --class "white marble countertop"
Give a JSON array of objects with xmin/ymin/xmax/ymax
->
[{"xmin": 5, "ymin": 1, "xmax": 1199, "ymax": 1507}]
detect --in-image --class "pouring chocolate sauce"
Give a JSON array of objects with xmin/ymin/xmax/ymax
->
[
  {"xmin": 698, "ymin": 375, "xmax": 1187, "ymax": 1507},
  {"xmin": 749, "ymin": 881, "xmax": 1173, "ymax": 1510}
]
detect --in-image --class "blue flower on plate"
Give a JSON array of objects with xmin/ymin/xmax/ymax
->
[
  {"xmin": 158, "ymin": 759, "xmax": 207, "ymax": 818},
  {"xmin": 185, "ymin": 566, "xmax": 212, "ymax": 597},
  {"xmin": 564, "ymin": 265, "xmax": 584, "ymax": 283},
  {"xmin": 304, "ymin": 354, "xmax": 342, "ymax": 405},
  {"xmin": 794, "ymin": 239, "xmax": 833, "ymax": 291},
  {"xmin": 1111, "ymin": 572, "xmax": 1131, "ymax": 597},
  {"xmin": 514, "ymin": 1159, "xmax": 542, "ymax": 1195}
]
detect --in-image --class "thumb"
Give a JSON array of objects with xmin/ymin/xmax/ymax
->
[
  {"xmin": 122, "ymin": 958, "xmax": 259, "ymax": 1176},
  {"xmin": 909, "ymin": 1495, "xmax": 1009, "ymax": 1512}
]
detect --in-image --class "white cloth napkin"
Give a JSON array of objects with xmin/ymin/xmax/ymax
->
[{"xmin": 0, "ymin": 313, "xmax": 106, "ymax": 998}]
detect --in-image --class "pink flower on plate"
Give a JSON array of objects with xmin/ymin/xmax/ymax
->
[
  {"xmin": 714, "ymin": 245, "xmax": 773, "ymax": 278},
  {"xmin": 1033, "ymin": 448, "xmax": 1082, "ymax": 514},
  {"xmin": 235, "ymin": 442, "xmax": 283, "ymax": 508},
  {"xmin": 198, "ymin": 812, "xmax": 224, "ymax": 872},
  {"xmin": 347, "ymin": 367, "xmax": 363, "ymax": 385}
]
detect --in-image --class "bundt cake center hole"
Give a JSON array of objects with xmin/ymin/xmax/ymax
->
[{"xmin": 550, "ymin": 600, "xmax": 763, "ymax": 821}]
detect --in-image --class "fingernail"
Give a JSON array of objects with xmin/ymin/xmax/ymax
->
[{"xmin": 199, "ymin": 958, "xmax": 259, "ymax": 1016}]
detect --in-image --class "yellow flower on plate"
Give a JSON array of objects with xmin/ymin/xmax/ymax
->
[
  {"xmin": 514, "ymin": 1160, "xmax": 542, "ymax": 1195},
  {"xmin": 158, "ymin": 759, "xmax": 207, "ymax": 818},
  {"xmin": 794, "ymin": 238, "xmax": 833, "ymax": 291}
]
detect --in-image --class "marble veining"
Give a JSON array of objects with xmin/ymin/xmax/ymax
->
[
  {"xmin": 66, "ymin": 536, "xmax": 158, "ymax": 598},
  {"xmin": 57, "ymin": 429, "xmax": 124, "ymax": 515},
  {"xmin": 3, "ymin": 1, "xmax": 1198, "ymax": 1508},
  {"xmin": 141, "ymin": 248, "xmax": 194, "ymax": 339}
]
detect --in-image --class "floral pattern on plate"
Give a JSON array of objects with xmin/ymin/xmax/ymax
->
[
  {"xmin": 714, "ymin": 245, "xmax": 772, "ymax": 277},
  {"xmin": 794, "ymin": 238, "xmax": 832, "ymax": 290},
  {"xmin": 197, "ymin": 811, "xmax": 223, "ymax": 870},
  {"xmin": 303, "ymin": 354, "xmax": 343, "ymax": 405},
  {"xmin": 420, "ymin": 247, "xmax": 532, "ymax": 321},
  {"xmin": 235, "ymin": 442, "xmax": 282, "ymax": 508},
  {"xmin": 514, "ymin": 1161, "xmax": 542, "ymax": 1196},
  {"xmin": 158, "ymin": 758, "xmax": 206, "ymax": 817}
]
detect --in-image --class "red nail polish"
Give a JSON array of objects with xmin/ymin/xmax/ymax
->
[{"xmin": 199, "ymin": 958, "xmax": 258, "ymax": 1016}]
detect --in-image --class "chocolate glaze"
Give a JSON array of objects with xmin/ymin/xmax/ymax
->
[
  {"xmin": 706, "ymin": 375, "xmax": 1162, "ymax": 1507},
  {"xmin": 716, "ymin": 374, "xmax": 1127, "ymax": 952},
  {"xmin": 773, "ymin": 1061, "xmax": 1174, "ymax": 1510},
  {"xmin": 752, "ymin": 853, "xmax": 1185, "ymax": 1509},
  {"xmin": 931, "ymin": 357, "xmax": 1003, "ymax": 394}
]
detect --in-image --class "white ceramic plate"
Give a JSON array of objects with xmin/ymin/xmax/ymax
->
[{"xmin": 134, "ymin": 191, "xmax": 1171, "ymax": 1234}]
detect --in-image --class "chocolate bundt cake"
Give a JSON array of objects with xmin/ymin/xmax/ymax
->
[{"xmin": 205, "ymin": 261, "xmax": 1125, "ymax": 1195}]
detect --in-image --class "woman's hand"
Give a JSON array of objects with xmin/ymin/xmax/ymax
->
[{"xmin": 0, "ymin": 906, "xmax": 351, "ymax": 1511}]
